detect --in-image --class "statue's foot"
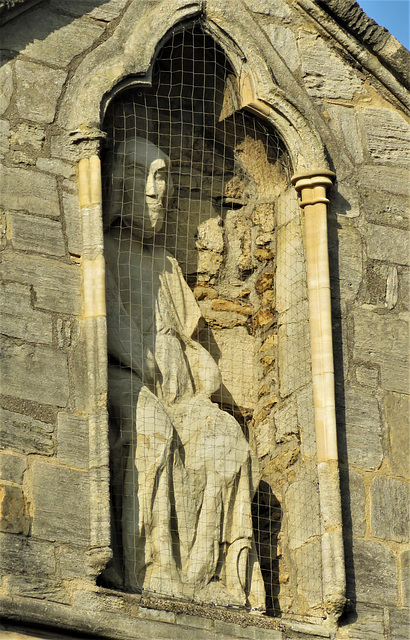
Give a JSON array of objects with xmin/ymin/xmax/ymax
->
[
  {"xmin": 194, "ymin": 581, "xmax": 245, "ymax": 607},
  {"xmin": 143, "ymin": 565, "xmax": 193, "ymax": 600}
]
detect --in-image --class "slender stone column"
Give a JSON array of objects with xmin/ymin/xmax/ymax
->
[
  {"xmin": 292, "ymin": 170, "xmax": 346, "ymax": 623},
  {"xmin": 76, "ymin": 140, "xmax": 112, "ymax": 576}
]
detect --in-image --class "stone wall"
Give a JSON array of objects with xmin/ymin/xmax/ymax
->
[{"xmin": 0, "ymin": 1, "xmax": 409, "ymax": 639}]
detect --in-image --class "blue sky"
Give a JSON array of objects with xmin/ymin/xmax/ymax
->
[{"xmin": 358, "ymin": 1, "xmax": 409, "ymax": 49}]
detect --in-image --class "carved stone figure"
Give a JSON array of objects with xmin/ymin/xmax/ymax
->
[{"xmin": 104, "ymin": 136, "xmax": 266, "ymax": 609}]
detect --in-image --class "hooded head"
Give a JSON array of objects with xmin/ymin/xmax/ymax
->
[{"xmin": 104, "ymin": 137, "xmax": 173, "ymax": 237}]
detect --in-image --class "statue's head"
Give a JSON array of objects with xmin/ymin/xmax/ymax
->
[{"xmin": 105, "ymin": 137, "xmax": 173, "ymax": 237}]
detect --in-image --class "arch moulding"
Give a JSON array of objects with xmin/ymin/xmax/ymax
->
[{"xmin": 66, "ymin": 0, "xmax": 345, "ymax": 626}]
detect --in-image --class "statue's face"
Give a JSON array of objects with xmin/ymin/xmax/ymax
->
[
  {"xmin": 111, "ymin": 145, "xmax": 173, "ymax": 238},
  {"xmin": 123, "ymin": 158, "xmax": 172, "ymax": 237}
]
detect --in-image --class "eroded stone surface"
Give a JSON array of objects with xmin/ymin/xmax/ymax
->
[
  {"xmin": 9, "ymin": 212, "xmax": 65, "ymax": 256},
  {"xmin": 0, "ymin": 64, "xmax": 13, "ymax": 116},
  {"xmin": 57, "ymin": 413, "xmax": 88, "ymax": 468},
  {"xmin": 0, "ymin": 484, "xmax": 26, "ymax": 534},
  {"xmin": 15, "ymin": 60, "xmax": 66, "ymax": 124},
  {"xmin": 353, "ymin": 309, "xmax": 409, "ymax": 394},
  {"xmin": 343, "ymin": 387, "xmax": 383, "ymax": 470},
  {"xmin": 0, "ymin": 281, "xmax": 53, "ymax": 344},
  {"xmin": 367, "ymin": 223, "xmax": 410, "ymax": 266},
  {"xmin": 371, "ymin": 476, "xmax": 409, "ymax": 542},
  {"xmin": 0, "ymin": 8, "xmax": 105, "ymax": 68},
  {"xmin": 50, "ymin": 0, "xmax": 129, "ymax": 20},
  {"xmin": 362, "ymin": 108, "xmax": 410, "ymax": 167},
  {"xmin": 0, "ymin": 338, "xmax": 69, "ymax": 406},
  {"xmin": 298, "ymin": 30, "xmax": 363, "ymax": 99},
  {"xmin": 341, "ymin": 470, "xmax": 367, "ymax": 538},
  {"xmin": 0, "ymin": 531, "xmax": 56, "ymax": 576},
  {"xmin": 31, "ymin": 461, "xmax": 89, "ymax": 544},
  {"xmin": 62, "ymin": 191, "xmax": 82, "ymax": 256},
  {"xmin": 353, "ymin": 539, "xmax": 398, "ymax": 606},
  {"xmin": 0, "ymin": 253, "xmax": 81, "ymax": 315},
  {"xmin": 0, "ymin": 452, "xmax": 26, "ymax": 484},
  {"xmin": 285, "ymin": 475, "xmax": 321, "ymax": 551},
  {"xmin": 384, "ymin": 392, "xmax": 409, "ymax": 478},
  {"xmin": 0, "ymin": 409, "xmax": 54, "ymax": 455},
  {"xmin": 1, "ymin": 167, "xmax": 59, "ymax": 217}
]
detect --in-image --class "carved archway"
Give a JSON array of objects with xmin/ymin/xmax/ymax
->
[{"xmin": 68, "ymin": 0, "xmax": 345, "ymax": 624}]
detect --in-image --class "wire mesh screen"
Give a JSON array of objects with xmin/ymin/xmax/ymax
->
[{"xmin": 101, "ymin": 20, "xmax": 322, "ymax": 618}]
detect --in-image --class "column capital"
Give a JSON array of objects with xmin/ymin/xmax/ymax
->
[
  {"xmin": 70, "ymin": 125, "xmax": 107, "ymax": 159},
  {"xmin": 291, "ymin": 169, "xmax": 336, "ymax": 208}
]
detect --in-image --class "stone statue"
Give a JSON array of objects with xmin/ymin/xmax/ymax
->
[{"xmin": 104, "ymin": 136, "xmax": 266, "ymax": 610}]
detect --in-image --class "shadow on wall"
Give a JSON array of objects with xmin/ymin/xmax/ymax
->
[
  {"xmin": 0, "ymin": 0, "xmax": 112, "ymax": 65},
  {"xmin": 327, "ymin": 198, "xmax": 357, "ymax": 621}
]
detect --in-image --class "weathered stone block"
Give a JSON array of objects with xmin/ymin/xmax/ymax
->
[
  {"xmin": 285, "ymin": 476, "xmax": 321, "ymax": 551},
  {"xmin": 367, "ymin": 223, "xmax": 410, "ymax": 266},
  {"xmin": 15, "ymin": 60, "xmax": 66, "ymax": 124},
  {"xmin": 371, "ymin": 476, "xmax": 409, "ymax": 542},
  {"xmin": 398, "ymin": 267, "xmax": 410, "ymax": 311},
  {"xmin": 244, "ymin": 0, "xmax": 291, "ymax": 18},
  {"xmin": 362, "ymin": 107, "xmax": 410, "ymax": 167},
  {"xmin": 7, "ymin": 575, "xmax": 70, "ymax": 604},
  {"xmin": 383, "ymin": 393, "xmax": 410, "ymax": 481},
  {"xmin": 209, "ymin": 327, "xmax": 257, "ymax": 410},
  {"xmin": 9, "ymin": 212, "xmax": 65, "ymax": 257},
  {"xmin": 298, "ymin": 30, "xmax": 363, "ymax": 99},
  {"xmin": 273, "ymin": 399, "xmax": 298, "ymax": 443},
  {"xmin": 0, "ymin": 409, "xmax": 54, "ymax": 456},
  {"xmin": 0, "ymin": 118, "xmax": 10, "ymax": 160},
  {"xmin": 353, "ymin": 539, "xmax": 398, "ymax": 606},
  {"xmin": 278, "ymin": 319, "xmax": 311, "ymax": 397},
  {"xmin": 353, "ymin": 309, "xmax": 408, "ymax": 394},
  {"xmin": 0, "ymin": 167, "xmax": 60, "ymax": 217},
  {"xmin": 276, "ymin": 217, "xmax": 307, "ymax": 314},
  {"xmin": 57, "ymin": 413, "xmax": 89, "ymax": 468},
  {"xmin": 400, "ymin": 549, "xmax": 410, "ymax": 606},
  {"xmin": 294, "ymin": 540, "xmax": 323, "ymax": 612},
  {"xmin": 0, "ymin": 63, "xmax": 13, "ymax": 116},
  {"xmin": 296, "ymin": 384, "xmax": 316, "ymax": 459},
  {"xmin": 265, "ymin": 25, "xmax": 300, "ymax": 71},
  {"xmin": 58, "ymin": 544, "xmax": 89, "ymax": 579},
  {"xmin": 329, "ymin": 223, "xmax": 363, "ymax": 301},
  {"xmin": 0, "ymin": 484, "xmax": 26, "ymax": 534},
  {"xmin": 390, "ymin": 607, "xmax": 410, "ymax": 640},
  {"xmin": 0, "ymin": 531, "xmax": 55, "ymax": 576},
  {"xmin": 0, "ymin": 452, "xmax": 26, "ymax": 484},
  {"xmin": 0, "ymin": 253, "xmax": 81, "ymax": 315},
  {"xmin": 0, "ymin": 281, "xmax": 53, "ymax": 344},
  {"xmin": 359, "ymin": 165, "xmax": 410, "ymax": 197},
  {"xmin": 0, "ymin": 8, "xmax": 105, "ymax": 68},
  {"xmin": 0, "ymin": 338, "xmax": 69, "ymax": 407},
  {"xmin": 36, "ymin": 157, "xmax": 76, "ymax": 180},
  {"xmin": 340, "ymin": 603, "xmax": 385, "ymax": 640},
  {"xmin": 363, "ymin": 187, "xmax": 408, "ymax": 234},
  {"xmin": 50, "ymin": 0, "xmax": 129, "ymax": 20},
  {"xmin": 329, "ymin": 182, "xmax": 360, "ymax": 218},
  {"xmin": 62, "ymin": 191, "xmax": 82, "ymax": 256},
  {"xmin": 343, "ymin": 387, "xmax": 383, "ymax": 470},
  {"xmin": 325, "ymin": 104, "xmax": 364, "ymax": 164},
  {"xmin": 342, "ymin": 470, "xmax": 367, "ymax": 538},
  {"xmin": 356, "ymin": 364, "xmax": 379, "ymax": 387},
  {"xmin": 31, "ymin": 461, "xmax": 89, "ymax": 544}
]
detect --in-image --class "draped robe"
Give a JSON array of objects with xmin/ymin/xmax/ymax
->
[{"xmin": 105, "ymin": 229, "xmax": 265, "ymax": 609}]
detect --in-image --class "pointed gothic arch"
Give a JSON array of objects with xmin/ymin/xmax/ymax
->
[{"xmin": 69, "ymin": 0, "xmax": 345, "ymax": 623}]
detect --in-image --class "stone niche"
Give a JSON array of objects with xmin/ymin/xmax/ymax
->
[{"xmin": 99, "ymin": 22, "xmax": 321, "ymax": 619}]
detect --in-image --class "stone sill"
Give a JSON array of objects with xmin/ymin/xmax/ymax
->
[{"xmin": 0, "ymin": 590, "xmax": 334, "ymax": 640}]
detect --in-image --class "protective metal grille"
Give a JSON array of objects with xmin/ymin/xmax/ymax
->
[{"xmin": 101, "ymin": 20, "xmax": 322, "ymax": 618}]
